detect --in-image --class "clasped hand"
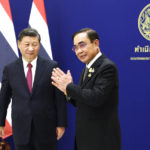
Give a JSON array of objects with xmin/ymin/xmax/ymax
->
[{"xmin": 51, "ymin": 68, "xmax": 73, "ymax": 93}]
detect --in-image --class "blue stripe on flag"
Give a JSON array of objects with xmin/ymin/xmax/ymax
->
[
  {"xmin": 39, "ymin": 44, "xmax": 52, "ymax": 60},
  {"xmin": 0, "ymin": 32, "xmax": 18, "ymax": 81}
]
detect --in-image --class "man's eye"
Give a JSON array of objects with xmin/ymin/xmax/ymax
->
[
  {"xmin": 79, "ymin": 43, "xmax": 86, "ymax": 48},
  {"xmin": 33, "ymin": 43, "xmax": 38, "ymax": 47}
]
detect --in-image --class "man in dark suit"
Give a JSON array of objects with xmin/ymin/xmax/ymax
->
[
  {"xmin": 0, "ymin": 28, "xmax": 67, "ymax": 150},
  {"xmin": 51, "ymin": 28, "xmax": 121, "ymax": 150}
]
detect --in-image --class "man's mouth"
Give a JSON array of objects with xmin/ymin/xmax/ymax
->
[
  {"xmin": 79, "ymin": 54, "xmax": 86, "ymax": 59},
  {"xmin": 27, "ymin": 52, "xmax": 34, "ymax": 55}
]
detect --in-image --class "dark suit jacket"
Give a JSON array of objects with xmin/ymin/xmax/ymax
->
[
  {"xmin": 66, "ymin": 54, "xmax": 121, "ymax": 150},
  {"xmin": 0, "ymin": 56, "xmax": 67, "ymax": 146}
]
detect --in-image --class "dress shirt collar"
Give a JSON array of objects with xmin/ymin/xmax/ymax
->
[
  {"xmin": 22, "ymin": 57, "xmax": 38, "ymax": 68},
  {"xmin": 86, "ymin": 51, "xmax": 102, "ymax": 69}
]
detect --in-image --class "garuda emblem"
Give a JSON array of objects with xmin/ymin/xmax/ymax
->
[{"xmin": 138, "ymin": 4, "xmax": 150, "ymax": 41}]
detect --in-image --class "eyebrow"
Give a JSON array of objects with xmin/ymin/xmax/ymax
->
[
  {"xmin": 74, "ymin": 41, "xmax": 85, "ymax": 46},
  {"xmin": 24, "ymin": 41, "xmax": 38, "ymax": 44}
]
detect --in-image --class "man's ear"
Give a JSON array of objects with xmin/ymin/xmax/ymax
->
[
  {"xmin": 18, "ymin": 40, "xmax": 21, "ymax": 49},
  {"xmin": 94, "ymin": 39, "xmax": 99, "ymax": 47}
]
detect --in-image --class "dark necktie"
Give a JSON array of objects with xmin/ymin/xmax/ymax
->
[
  {"xmin": 27, "ymin": 63, "xmax": 32, "ymax": 93},
  {"xmin": 83, "ymin": 67, "xmax": 88, "ymax": 81}
]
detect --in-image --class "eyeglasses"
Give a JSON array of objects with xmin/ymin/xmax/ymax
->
[{"xmin": 72, "ymin": 42, "xmax": 87, "ymax": 52}]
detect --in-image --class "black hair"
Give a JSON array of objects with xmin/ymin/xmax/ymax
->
[
  {"xmin": 72, "ymin": 28, "xmax": 99, "ymax": 43},
  {"xmin": 18, "ymin": 27, "xmax": 41, "ymax": 42}
]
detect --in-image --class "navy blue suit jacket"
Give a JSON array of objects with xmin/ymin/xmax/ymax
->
[{"xmin": 0, "ymin": 56, "xmax": 67, "ymax": 145}]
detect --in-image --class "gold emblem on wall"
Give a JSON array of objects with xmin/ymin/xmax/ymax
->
[
  {"xmin": 130, "ymin": 4, "xmax": 150, "ymax": 60},
  {"xmin": 138, "ymin": 4, "xmax": 150, "ymax": 41}
]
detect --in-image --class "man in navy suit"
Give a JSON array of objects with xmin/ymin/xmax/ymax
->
[
  {"xmin": 51, "ymin": 28, "xmax": 121, "ymax": 150},
  {"xmin": 0, "ymin": 28, "xmax": 67, "ymax": 150}
]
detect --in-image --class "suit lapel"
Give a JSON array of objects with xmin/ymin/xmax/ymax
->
[
  {"xmin": 79, "ymin": 68, "xmax": 85, "ymax": 86},
  {"xmin": 16, "ymin": 57, "xmax": 46, "ymax": 96},
  {"xmin": 81, "ymin": 54, "xmax": 106, "ymax": 88},
  {"xmin": 16, "ymin": 58, "xmax": 31, "ymax": 94},
  {"xmin": 32, "ymin": 57, "xmax": 45, "ymax": 95}
]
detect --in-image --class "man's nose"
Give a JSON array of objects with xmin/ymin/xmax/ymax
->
[
  {"xmin": 28, "ymin": 45, "xmax": 33, "ymax": 51},
  {"xmin": 76, "ymin": 48, "xmax": 83, "ymax": 54}
]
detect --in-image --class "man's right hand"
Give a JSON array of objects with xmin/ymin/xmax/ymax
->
[
  {"xmin": 51, "ymin": 68, "xmax": 73, "ymax": 93},
  {"xmin": 0, "ymin": 126, "xmax": 4, "ymax": 137}
]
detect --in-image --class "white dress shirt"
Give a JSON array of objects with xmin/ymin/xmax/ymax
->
[
  {"xmin": 86, "ymin": 51, "xmax": 102, "ymax": 69},
  {"xmin": 22, "ymin": 57, "xmax": 37, "ymax": 87}
]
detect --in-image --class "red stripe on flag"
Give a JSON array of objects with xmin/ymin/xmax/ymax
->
[
  {"xmin": 0, "ymin": 0, "xmax": 12, "ymax": 21},
  {"xmin": 33, "ymin": 0, "xmax": 47, "ymax": 24},
  {"xmin": 3, "ymin": 120, "xmax": 12, "ymax": 139}
]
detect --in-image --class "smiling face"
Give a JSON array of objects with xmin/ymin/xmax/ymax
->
[
  {"xmin": 18, "ymin": 36, "xmax": 40, "ymax": 63},
  {"xmin": 73, "ymin": 32, "xmax": 99, "ymax": 64}
]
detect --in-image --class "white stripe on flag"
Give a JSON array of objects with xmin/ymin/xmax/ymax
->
[
  {"xmin": 7, "ymin": 102, "xmax": 12, "ymax": 126},
  {"xmin": 0, "ymin": 4, "xmax": 18, "ymax": 57},
  {"xmin": 29, "ymin": 2, "xmax": 53, "ymax": 59}
]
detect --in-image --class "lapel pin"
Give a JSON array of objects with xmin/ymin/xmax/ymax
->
[
  {"xmin": 88, "ymin": 73, "xmax": 92, "ymax": 77},
  {"xmin": 88, "ymin": 68, "xmax": 95, "ymax": 78},
  {"xmin": 89, "ymin": 68, "xmax": 95, "ymax": 73}
]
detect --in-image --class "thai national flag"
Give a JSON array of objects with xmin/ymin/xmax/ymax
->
[
  {"xmin": 29, "ymin": 0, "xmax": 53, "ymax": 59},
  {"xmin": 0, "ymin": 0, "xmax": 19, "ymax": 138}
]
